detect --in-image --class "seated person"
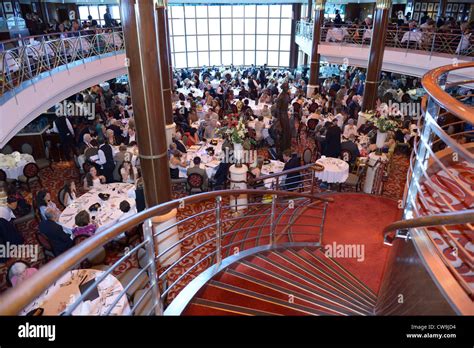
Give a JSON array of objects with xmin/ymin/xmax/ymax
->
[
  {"xmin": 343, "ymin": 119, "xmax": 358, "ymax": 139},
  {"xmin": 204, "ymin": 119, "xmax": 218, "ymax": 139},
  {"xmin": 83, "ymin": 166, "xmax": 106, "ymax": 191},
  {"xmin": 261, "ymin": 104, "xmax": 272, "ymax": 118},
  {"xmin": 173, "ymin": 132, "xmax": 187, "ymax": 153},
  {"xmin": 282, "ymin": 149, "xmax": 302, "ymax": 191},
  {"xmin": 7, "ymin": 262, "xmax": 38, "ymax": 287},
  {"xmin": 39, "ymin": 207, "xmax": 74, "ymax": 256},
  {"xmin": 169, "ymin": 150, "xmax": 187, "ymax": 179},
  {"xmin": 254, "ymin": 116, "xmax": 265, "ymax": 142},
  {"xmin": 120, "ymin": 161, "xmax": 138, "ymax": 184},
  {"xmin": 118, "ymin": 200, "xmax": 135, "ymax": 222},
  {"xmin": 186, "ymin": 156, "xmax": 208, "ymax": 191},
  {"xmin": 60, "ymin": 181, "xmax": 77, "ymax": 207},
  {"xmin": 36, "ymin": 190, "xmax": 61, "ymax": 221},
  {"xmin": 6, "ymin": 184, "xmax": 31, "ymax": 217},
  {"xmin": 211, "ymin": 161, "xmax": 231, "ymax": 189},
  {"xmin": 72, "ymin": 210, "xmax": 97, "ymax": 238},
  {"xmin": 341, "ymin": 134, "xmax": 361, "ymax": 164}
]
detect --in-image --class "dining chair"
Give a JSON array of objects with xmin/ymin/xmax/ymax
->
[
  {"xmin": 187, "ymin": 173, "xmax": 205, "ymax": 194},
  {"xmin": 18, "ymin": 163, "xmax": 42, "ymax": 191},
  {"xmin": 1, "ymin": 145, "xmax": 13, "ymax": 155}
]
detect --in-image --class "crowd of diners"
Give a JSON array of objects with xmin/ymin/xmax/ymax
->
[{"xmin": 0, "ymin": 61, "xmax": 460, "ymax": 285}]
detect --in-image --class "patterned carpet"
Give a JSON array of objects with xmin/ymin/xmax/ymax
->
[{"xmin": 0, "ymin": 142, "xmax": 411, "ymax": 308}]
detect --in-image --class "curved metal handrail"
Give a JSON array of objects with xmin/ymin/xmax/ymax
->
[
  {"xmin": 0, "ymin": 188, "xmax": 330, "ymax": 315},
  {"xmin": 422, "ymin": 62, "xmax": 474, "ymax": 125}
]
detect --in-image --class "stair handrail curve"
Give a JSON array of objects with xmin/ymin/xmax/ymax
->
[
  {"xmin": 0, "ymin": 188, "xmax": 331, "ymax": 315},
  {"xmin": 384, "ymin": 62, "xmax": 474, "ymax": 303},
  {"xmin": 0, "ymin": 27, "xmax": 124, "ymax": 99}
]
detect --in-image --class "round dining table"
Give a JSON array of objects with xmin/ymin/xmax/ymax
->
[
  {"xmin": 315, "ymin": 156, "xmax": 349, "ymax": 183},
  {"xmin": 21, "ymin": 269, "xmax": 130, "ymax": 315},
  {"xmin": 58, "ymin": 183, "xmax": 136, "ymax": 234}
]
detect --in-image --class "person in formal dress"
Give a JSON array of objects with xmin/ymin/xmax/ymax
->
[
  {"xmin": 169, "ymin": 151, "xmax": 187, "ymax": 179},
  {"xmin": 83, "ymin": 166, "xmax": 106, "ymax": 191},
  {"xmin": 173, "ymin": 132, "xmax": 187, "ymax": 153},
  {"xmin": 93, "ymin": 139, "xmax": 115, "ymax": 183},
  {"xmin": 282, "ymin": 149, "xmax": 301, "ymax": 191},
  {"xmin": 60, "ymin": 181, "xmax": 77, "ymax": 207},
  {"xmin": 36, "ymin": 190, "xmax": 61, "ymax": 221},
  {"xmin": 343, "ymin": 118, "xmax": 358, "ymax": 139},
  {"xmin": 324, "ymin": 119, "xmax": 342, "ymax": 158},
  {"xmin": 53, "ymin": 115, "xmax": 75, "ymax": 160},
  {"xmin": 39, "ymin": 207, "xmax": 74, "ymax": 256},
  {"xmin": 186, "ymin": 156, "xmax": 208, "ymax": 191}
]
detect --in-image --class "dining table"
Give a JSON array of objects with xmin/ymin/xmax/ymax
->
[
  {"xmin": 0, "ymin": 152, "xmax": 35, "ymax": 180},
  {"xmin": 58, "ymin": 183, "xmax": 136, "ymax": 235},
  {"xmin": 315, "ymin": 156, "xmax": 349, "ymax": 183},
  {"xmin": 21, "ymin": 269, "xmax": 130, "ymax": 316},
  {"xmin": 179, "ymin": 140, "xmax": 224, "ymax": 179},
  {"xmin": 260, "ymin": 160, "xmax": 286, "ymax": 189}
]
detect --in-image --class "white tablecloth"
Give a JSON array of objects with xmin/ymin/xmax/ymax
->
[
  {"xmin": 247, "ymin": 117, "xmax": 272, "ymax": 130},
  {"xmin": 261, "ymin": 160, "xmax": 286, "ymax": 189},
  {"xmin": 21, "ymin": 269, "xmax": 130, "ymax": 315},
  {"xmin": 179, "ymin": 140, "xmax": 224, "ymax": 179},
  {"xmin": 0, "ymin": 153, "xmax": 35, "ymax": 180},
  {"xmin": 401, "ymin": 31, "xmax": 423, "ymax": 43},
  {"xmin": 58, "ymin": 183, "xmax": 136, "ymax": 234},
  {"xmin": 363, "ymin": 29, "xmax": 372, "ymax": 40},
  {"xmin": 246, "ymin": 100, "xmax": 272, "ymax": 116},
  {"xmin": 315, "ymin": 157, "xmax": 349, "ymax": 183},
  {"xmin": 177, "ymin": 87, "xmax": 203, "ymax": 99}
]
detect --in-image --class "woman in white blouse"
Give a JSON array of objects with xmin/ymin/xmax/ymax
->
[
  {"xmin": 120, "ymin": 161, "xmax": 138, "ymax": 184},
  {"xmin": 60, "ymin": 180, "xmax": 77, "ymax": 206},
  {"xmin": 343, "ymin": 119, "xmax": 358, "ymax": 139},
  {"xmin": 83, "ymin": 166, "xmax": 106, "ymax": 191}
]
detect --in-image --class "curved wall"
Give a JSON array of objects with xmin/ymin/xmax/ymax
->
[{"xmin": 0, "ymin": 52, "xmax": 127, "ymax": 148}]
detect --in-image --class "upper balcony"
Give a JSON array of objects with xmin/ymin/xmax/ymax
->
[
  {"xmin": 296, "ymin": 20, "xmax": 474, "ymax": 80},
  {"xmin": 0, "ymin": 28, "xmax": 127, "ymax": 148}
]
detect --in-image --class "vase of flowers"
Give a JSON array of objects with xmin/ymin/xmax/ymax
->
[
  {"xmin": 219, "ymin": 118, "xmax": 249, "ymax": 166},
  {"xmin": 365, "ymin": 112, "xmax": 398, "ymax": 148}
]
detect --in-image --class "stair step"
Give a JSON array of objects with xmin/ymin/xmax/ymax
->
[
  {"xmin": 223, "ymin": 269, "xmax": 350, "ymax": 315},
  {"xmin": 187, "ymin": 298, "xmax": 281, "ymax": 316},
  {"xmin": 301, "ymin": 248, "xmax": 377, "ymax": 300},
  {"xmin": 251, "ymin": 253, "xmax": 374, "ymax": 313},
  {"xmin": 236, "ymin": 259, "xmax": 371, "ymax": 315},
  {"xmin": 203, "ymin": 279, "xmax": 330, "ymax": 316},
  {"xmin": 278, "ymin": 249, "xmax": 376, "ymax": 306}
]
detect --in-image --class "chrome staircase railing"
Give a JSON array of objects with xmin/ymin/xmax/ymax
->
[
  {"xmin": 0, "ymin": 27, "xmax": 124, "ymax": 98},
  {"xmin": 0, "ymin": 187, "xmax": 331, "ymax": 316},
  {"xmin": 383, "ymin": 63, "xmax": 474, "ymax": 307}
]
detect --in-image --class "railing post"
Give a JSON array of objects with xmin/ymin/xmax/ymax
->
[
  {"xmin": 215, "ymin": 196, "xmax": 222, "ymax": 265},
  {"xmin": 310, "ymin": 168, "xmax": 315, "ymax": 199},
  {"xmin": 270, "ymin": 194, "xmax": 277, "ymax": 246},
  {"xmin": 143, "ymin": 218, "xmax": 163, "ymax": 315}
]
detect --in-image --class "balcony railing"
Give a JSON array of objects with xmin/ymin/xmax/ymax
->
[
  {"xmin": 0, "ymin": 27, "xmax": 125, "ymax": 99},
  {"xmin": 296, "ymin": 20, "xmax": 473, "ymax": 57}
]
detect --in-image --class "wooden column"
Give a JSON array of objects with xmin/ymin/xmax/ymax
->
[
  {"xmin": 156, "ymin": 1, "xmax": 173, "ymax": 125},
  {"xmin": 361, "ymin": 0, "xmax": 391, "ymax": 112},
  {"xmin": 308, "ymin": 0, "xmax": 325, "ymax": 96},
  {"xmin": 120, "ymin": 0, "xmax": 171, "ymax": 206},
  {"xmin": 289, "ymin": 3, "xmax": 302, "ymax": 69},
  {"xmin": 307, "ymin": 0, "xmax": 313, "ymax": 20}
]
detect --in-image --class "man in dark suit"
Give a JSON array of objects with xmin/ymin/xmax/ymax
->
[
  {"xmin": 39, "ymin": 208, "xmax": 73, "ymax": 256},
  {"xmin": 341, "ymin": 135, "xmax": 360, "ymax": 164},
  {"xmin": 282, "ymin": 149, "xmax": 301, "ymax": 191},
  {"xmin": 324, "ymin": 119, "xmax": 342, "ymax": 158},
  {"xmin": 173, "ymin": 132, "xmax": 187, "ymax": 153}
]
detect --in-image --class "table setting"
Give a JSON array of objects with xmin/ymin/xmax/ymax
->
[
  {"xmin": 179, "ymin": 139, "xmax": 224, "ymax": 179},
  {"xmin": 0, "ymin": 152, "xmax": 35, "ymax": 180},
  {"xmin": 58, "ymin": 183, "xmax": 136, "ymax": 234},
  {"xmin": 21, "ymin": 269, "xmax": 130, "ymax": 316},
  {"xmin": 261, "ymin": 160, "xmax": 286, "ymax": 189},
  {"xmin": 315, "ymin": 156, "xmax": 349, "ymax": 183}
]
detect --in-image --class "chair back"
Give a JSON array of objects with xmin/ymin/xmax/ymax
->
[
  {"xmin": 23, "ymin": 163, "xmax": 40, "ymax": 179},
  {"xmin": 36, "ymin": 232, "xmax": 54, "ymax": 254},
  {"xmin": 57, "ymin": 187, "xmax": 67, "ymax": 209},
  {"xmin": 73, "ymin": 235, "xmax": 90, "ymax": 246},
  {"xmin": 340, "ymin": 149, "xmax": 352, "ymax": 163},
  {"xmin": 187, "ymin": 173, "xmax": 204, "ymax": 190},
  {"xmin": 303, "ymin": 148, "xmax": 313, "ymax": 165},
  {"xmin": 0, "ymin": 169, "xmax": 7, "ymax": 182},
  {"xmin": 1, "ymin": 145, "xmax": 13, "ymax": 155},
  {"xmin": 307, "ymin": 118, "xmax": 318, "ymax": 131},
  {"xmin": 21, "ymin": 143, "xmax": 34, "ymax": 155}
]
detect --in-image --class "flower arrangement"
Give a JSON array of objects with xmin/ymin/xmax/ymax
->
[
  {"xmin": 365, "ymin": 111, "xmax": 399, "ymax": 133},
  {"xmin": 218, "ymin": 117, "xmax": 248, "ymax": 144}
]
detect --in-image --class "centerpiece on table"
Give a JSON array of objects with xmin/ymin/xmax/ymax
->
[
  {"xmin": 365, "ymin": 111, "xmax": 398, "ymax": 149},
  {"xmin": 218, "ymin": 117, "xmax": 253, "ymax": 167}
]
